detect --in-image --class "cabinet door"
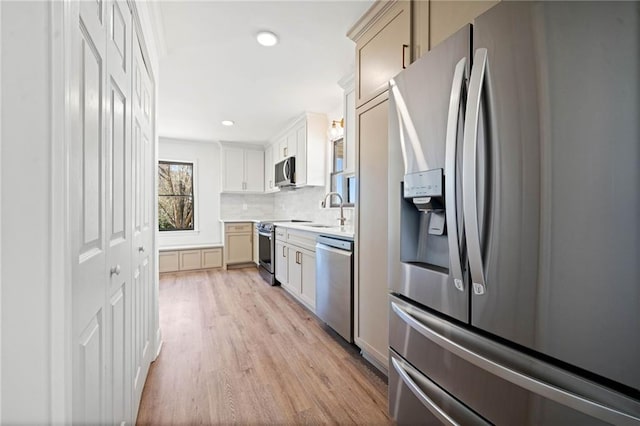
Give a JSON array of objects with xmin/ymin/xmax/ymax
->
[
  {"xmin": 356, "ymin": 93, "xmax": 389, "ymax": 366},
  {"xmin": 356, "ymin": 1, "xmax": 410, "ymax": 107},
  {"xmin": 226, "ymin": 233, "xmax": 253, "ymax": 264},
  {"xmin": 278, "ymin": 137, "xmax": 288, "ymax": 160},
  {"xmin": 429, "ymin": 1, "xmax": 497, "ymax": 49},
  {"xmin": 264, "ymin": 144, "xmax": 274, "ymax": 191},
  {"xmin": 179, "ymin": 250, "xmax": 202, "ymax": 271},
  {"xmin": 275, "ymin": 240, "xmax": 288, "ymax": 284},
  {"xmin": 159, "ymin": 252, "xmax": 179, "ymax": 273},
  {"xmin": 244, "ymin": 149, "xmax": 264, "ymax": 192},
  {"xmin": 287, "ymin": 248, "xmax": 302, "ymax": 295},
  {"xmin": 294, "ymin": 123, "xmax": 307, "ymax": 185},
  {"xmin": 202, "ymin": 248, "xmax": 222, "ymax": 269},
  {"xmin": 222, "ymin": 148, "xmax": 245, "ymax": 192},
  {"xmin": 286, "ymin": 131, "xmax": 297, "ymax": 159},
  {"xmin": 299, "ymin": 248, "xmax": 316, "ymax": 310}
]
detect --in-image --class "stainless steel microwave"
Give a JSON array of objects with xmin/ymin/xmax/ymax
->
[{"xmin": 275, "ymin": 156, "xmax": 295, "ymax": 187}]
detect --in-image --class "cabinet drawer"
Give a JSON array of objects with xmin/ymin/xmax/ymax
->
[
  {"xmin": 275, "ymin": 227, "xmax": 287, "ymax": 239},
  {"xmin": 225, "ymin": 222, "xmax": 252, "ymax": 233},
  {"xmin": 179, "ymin": 250, "xmax": 202, "ymax": 271},
  {"xmin": 202, "ymin": 248, "xmax": 223, "ymax": 269},
  {"xmin": 159, "ymin": 251, "xmax": 179, "ymax": 273},
  {"xmin": 287, "ymin": 229, "xmax": 317, "ymax": 252}
]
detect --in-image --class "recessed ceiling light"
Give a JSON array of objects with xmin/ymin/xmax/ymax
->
[
  {"xmin": 256, "ymin": 31, "xmax": 278, "ymax": 47},
  {"xmin": 221, "ymin": 120, "xmax": 235, "ymax": 126}
]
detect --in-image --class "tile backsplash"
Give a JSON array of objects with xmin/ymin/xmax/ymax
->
[
  {"xmin": 220, "ymin": 193, "xmax": 274, "ymax": 220},
  {"xmin": 220, "ymin": 186, "xmax": 354, "ymax": 226},
  {"xmin": 274, "ymin": 186, "xmax": 354, "ymax": 226}
]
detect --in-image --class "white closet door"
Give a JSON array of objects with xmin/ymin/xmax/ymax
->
[
  {"xmin": 72, "ymin": 1, "xmax": 108, "ymax": 424},
  {"xmin": 131, "ymin": 23, "xmax": 155, "ymax": 416},
  {"xmin": 104, "ymin": 0, "xmax": 133, "ymax": 424}
]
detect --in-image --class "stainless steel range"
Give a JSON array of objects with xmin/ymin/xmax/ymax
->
[{"xmin": 257, "ymin": 220, "xmax": 309, "ymax": 285}]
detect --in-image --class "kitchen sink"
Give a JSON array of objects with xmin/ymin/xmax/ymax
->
[{"xmin": 306, "ymin": 224, "xmax": 336, "ymax": 228}]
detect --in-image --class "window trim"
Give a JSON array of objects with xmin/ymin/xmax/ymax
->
[
  {"xmin": 329, "ymin": 137, "xmax": 354, "ymax": 207},
  {"xmin": 158, "ymin": 159, "xmax": 198, "ymax": 232}
]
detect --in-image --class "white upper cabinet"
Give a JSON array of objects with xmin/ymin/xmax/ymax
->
[
  {"xmin": 270, "ymin": 112, "xmax": 327, "ymax": 187},
  {"xmin": 264, "ymin": 144, "xmax": 277, "ymax": 192},
  {"xmin": 244, "ymin": 149, "xmax": 265, "ymax": 192},
  {"xmin": 222, "ymin": 146, "xmax": 264, "ymax": 193}
]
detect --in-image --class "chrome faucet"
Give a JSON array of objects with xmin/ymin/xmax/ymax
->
[{"xmin": 322, "ymin": 192, "xmax": 346, "ymax": 227}]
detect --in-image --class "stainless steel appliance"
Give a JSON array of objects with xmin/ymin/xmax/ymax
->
[
  {"xmin": 275, "ymin": 156, "xmax": 295, "ymax": 187},
  {"xmin": 257, "ymin": 222, "xmax": 276, "ymax": 285},
  {"xmin": 315, "ymin": 235, "xmax": 354, "ymax": 342},
  {"xmin": 388, "ymin": 2, "xmax": 640, "ymax": 424},
  {"xmin": 257, "ymin": 220, "xmax": 309, "ymax": 285}
]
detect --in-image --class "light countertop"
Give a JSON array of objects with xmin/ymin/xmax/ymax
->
[{"xmin": 273, "ymin": 222, "xmax": 355, "ymax": 240}]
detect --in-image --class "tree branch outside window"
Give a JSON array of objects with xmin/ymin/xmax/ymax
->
[{"xmin": 158, "ymin": 161, "xmax": 194, "ymax": 231}]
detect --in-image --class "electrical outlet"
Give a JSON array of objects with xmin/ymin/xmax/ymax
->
[{"xmin": 242, "ymin": 203, "xmax": 248, "ymax": 210}]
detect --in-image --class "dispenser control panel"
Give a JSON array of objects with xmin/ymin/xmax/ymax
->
[{"xmin": 404, "ymin": 169, "xmax": 443, "ymax": 199}]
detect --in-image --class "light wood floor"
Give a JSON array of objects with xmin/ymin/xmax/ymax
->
[{"xmin": 136, "ymin": 267, "xmax": 391, "ymax": 425}]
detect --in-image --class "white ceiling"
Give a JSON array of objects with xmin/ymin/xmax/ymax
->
[{"xmin": 151, "ymin": 0, "xmax": 373, "ymax": 144}]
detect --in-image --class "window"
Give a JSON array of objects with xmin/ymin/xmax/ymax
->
[
  {"xmin": 158, "ymin": 161, "xmax": 194, "ymax": 231},
  {"xmin": 329, "ymin": 137, "xmax": 355, "ymax": 207}
]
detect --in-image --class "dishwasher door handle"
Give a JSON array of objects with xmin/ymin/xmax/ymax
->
[{"xmin": 315, "ymin": 243, "xmax": 351, "ymax": 257}]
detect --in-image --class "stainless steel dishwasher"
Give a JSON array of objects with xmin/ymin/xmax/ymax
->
[{"xmin": 315, "ymin": 235, "xmax": 354, "ymax": 342}]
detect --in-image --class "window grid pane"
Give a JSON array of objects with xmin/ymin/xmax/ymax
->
[{"xmin": 158, "ymin": 161, "xmax": 194, "ymax": 231}]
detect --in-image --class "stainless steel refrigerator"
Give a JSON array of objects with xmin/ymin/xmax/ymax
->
[{"xmin": 387, "ymin": 2, "xmax": 640, "ymax": 424}]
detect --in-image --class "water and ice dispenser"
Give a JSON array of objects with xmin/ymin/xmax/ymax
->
[{"xmin": 400, "ymin": 169, "xmax": 450, "ymax": 271}]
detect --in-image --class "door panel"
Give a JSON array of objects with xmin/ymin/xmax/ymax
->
[
  {"xmin": 80, "ymin": 27, "xmax": 104, "ymax": 253},
  {"xmin": 77, "ymin": 314, "xmax": 104, "ymax": 425},
  {"xmin": 105, "ymin": 1, "xmax": 132, "ymax": 423},
  {"xmin": 471, "ymin": 1, "xmax": 640, "ymax": 391},
  {"xmin": 74, "ymin": 1, "xmax": 108, "ymax": 423},
  {"xmin": 131, "ymin": 24, "xmax": 154, "ymax": 416},
  {"xmin": 109, "ymin": 287, "xmax": 127, "ymax": 424}
]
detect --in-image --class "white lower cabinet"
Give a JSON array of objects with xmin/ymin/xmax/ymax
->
[
  {"xmin": 275, "ymin": 240, "xmax": 288, "ymax": 284},
  {"xmin": 299, "ymin": 248, "xmax": 316, "ymax": 309},
  {"xmin": 276, "ymin": 228, "xmax": 317, "ymax": 311}
]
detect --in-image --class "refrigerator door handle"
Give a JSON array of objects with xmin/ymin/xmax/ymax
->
[
  {"xmin": 391, "ymin": 301, "xmax": 640, "ymax": 425},
  {"xmin": 391, "ymin": 355, "xmax": 490, "ymax": 426},
  {"xmin": 445, "ymin": 57, "xmax": 467, "ymax": 292},
  {"xmin": 462, "ymin": 48, "xmax": 488, "ymax": 296}
]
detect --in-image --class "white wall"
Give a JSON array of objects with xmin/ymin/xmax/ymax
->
[
  {"xmin": 1, "ymin": 1, "xmax": 161, "ymax": 423},
  {"xmin": 158, "ymin": 137, "xmax": 222, "ymax": 248},
  {"xmin": 1, "ymin": 1, "xmax": 55, "ymax": 422}
]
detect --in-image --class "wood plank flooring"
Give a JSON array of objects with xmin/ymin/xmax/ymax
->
[{"xmin": 136, "ymin": 267, "xmax": 391, "ymax": 425}]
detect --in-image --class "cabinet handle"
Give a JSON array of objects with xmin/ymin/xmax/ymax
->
[
  {"xmin": 283, "ymin": 246, "xmax": 286, "ymax": 257},
  {"xmin": 138, "ymin": 246, "xmax": 145, "ymax": 252},
  {"xmin": 402, "ymin": 44, "xmax": 409, "ymax": 69},
  {"xmin": 284, "ymin": 146, "xmax": 288, "ymax": 157}
]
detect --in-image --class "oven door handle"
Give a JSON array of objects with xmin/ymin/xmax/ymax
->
[{"xmin": 258, "ymin": 231, "xmax": 273, "ymax": 238}]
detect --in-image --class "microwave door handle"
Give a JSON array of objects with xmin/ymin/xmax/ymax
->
[
  {"xmin": 463, "ymin": 48, "xmax": 489, "ymax": 296},
  {"xmin": 283, "ymin": 161, "xmax": 289, "ymax": 181},
  {"xmin": 445, "ymin": 57, "xmax": 467, "ymax": 292}
]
